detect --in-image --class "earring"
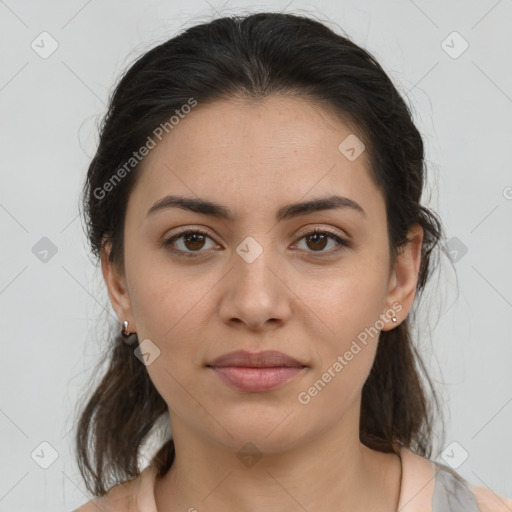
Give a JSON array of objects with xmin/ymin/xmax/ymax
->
[
  {"xmin": 392, "ymin": 316, "xmax": 397, "ymax": 326},
  {"xmin": 121, "ymin": 320, "xmax": 138, "ymax": 345}
]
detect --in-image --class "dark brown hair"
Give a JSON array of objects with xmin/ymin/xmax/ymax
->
[{"xmin": 76, "ymin": 11, "xmax": 448, "ymax": 497}]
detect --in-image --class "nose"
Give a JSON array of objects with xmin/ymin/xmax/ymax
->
[{"xmin": 218, "ymin": 241, "xmax": 292, "ymax": 331}]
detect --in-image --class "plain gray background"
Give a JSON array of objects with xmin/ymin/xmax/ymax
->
[{"xmin": 1, "ymin": 1, "xmax": 511, "ymax": 510}]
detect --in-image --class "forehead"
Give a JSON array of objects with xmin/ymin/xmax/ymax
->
[{"xmin": 129, "ymin": 95, "xmax": 384, "ymax": 223}]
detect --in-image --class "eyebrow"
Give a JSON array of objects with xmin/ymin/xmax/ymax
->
[{"xmin": 147, "ymin": 194, "xmax": 366, "ymax": 222}]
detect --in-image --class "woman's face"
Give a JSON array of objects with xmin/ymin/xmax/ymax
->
[{"xmin": 103, "ymin": 95, "xmax": 422, "ymax": 454}]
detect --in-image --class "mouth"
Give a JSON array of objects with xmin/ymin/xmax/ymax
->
[{"xmin": 206, "ymin": 350, "xmax": 308, "ymax": 392}]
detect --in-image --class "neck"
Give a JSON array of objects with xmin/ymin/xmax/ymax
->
[{"xmin": 154, "ymin": 404, "xmax": 401, "ymax": 512}]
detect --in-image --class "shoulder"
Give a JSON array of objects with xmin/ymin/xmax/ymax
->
[
  {"xmin": 71, "ymin": 464, "xmax": 158, "ymax": 512},
  {"xmin": 468, "ymin": 483, "xmax": 512, "ymax": 512},
  {"xmin": 71, "ymin": 480, "xmax": 137, "ymax": 512},
  {"xmin": 397, "ymin": 446, "xmax": 438, "ymax": 511},
  {"xmin": 431, "ymin": 458, "xmax": 512, "ymax": 512},
  {"xmin": 72, "ymin": 501, "xmax": 105, "ymax": 512},
  {"xmin": 398, "ymin": 446, "xmax": 512, "ymax": 512}
]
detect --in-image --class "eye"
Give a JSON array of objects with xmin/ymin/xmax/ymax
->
[
  {"xmin": 293, "ymin": 228, "xmax": 350, "ymax": 254},
  {"xmin": 163, "ymin": 227, "xmax": 350, "ymax": 258},
  {"xmin": 163, "ymin": 228, "xmax": 219, "ymax": 257}
]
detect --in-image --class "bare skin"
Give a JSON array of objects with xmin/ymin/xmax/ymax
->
[{"xmin": 101, "ymin": 94, "xmax": 422, "ymax": 512}]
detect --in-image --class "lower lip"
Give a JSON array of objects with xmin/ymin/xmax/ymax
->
[{"xmin": 210, "ymin": 366, "xmax": 305, "ymax": 392}]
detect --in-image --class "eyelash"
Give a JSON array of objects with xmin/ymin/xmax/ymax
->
[{"xmin": 163, "ymin": 227, "xmax": 350, "ymax": 258}]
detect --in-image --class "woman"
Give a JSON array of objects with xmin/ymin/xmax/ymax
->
[{"xmin": 73, "ymin": 12, "xmax": 511, "ymax": 512}]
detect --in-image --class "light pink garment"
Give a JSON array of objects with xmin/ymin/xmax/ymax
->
[{"xmin": 73, "ymin": 446, "xmax": 512, "ymax": 512}]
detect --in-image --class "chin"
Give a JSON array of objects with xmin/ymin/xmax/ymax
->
[{"xmin": 209, "ymin": 412, "xmax": 311, "ymax": 454}]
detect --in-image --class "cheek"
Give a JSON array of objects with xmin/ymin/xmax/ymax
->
[
  {"xmin": 298, "ymin": 292, "xmax": 381, "ymax": 417},
  {"xmin": 304, "ymin": 264, "xmax": 389, "ymax": 341},
  {"xmin": 133, "ymin": 271, "xmax": 210, "ymax": 413},
  {"xmin": 299, "ymin": 265, "xmax": 387, "ymax": 398},
  {"xmin": 126, "ymin": 259, "xmax": 218, "ymax": 368},
  {"xmin": 296, "ymin": 346, "xmax": 376, "ymax": 428},
  {"xmin": 127, "ymin": 252, "xmax": 216, "ymax": 341}
]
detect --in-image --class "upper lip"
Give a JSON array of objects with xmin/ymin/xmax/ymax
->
[{"xmin": 207, "ymin": 350, "xmax": 306, "ymax": 368}]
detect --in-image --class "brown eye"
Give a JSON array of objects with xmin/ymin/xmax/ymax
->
[
  {"xmin": 181, "ymin": 232, "xmax": 207, "ymax": 251},
  {"xmin": 163, "ymin": 229, "xmax": 217, "ymax": 256},
  {"xmin": 163, "ymin": 227, "xmax": 349, "ymax": 258},
  {"xmin": 294, "ymin": 229, "xmax": 350, "ymax": 254},
  {"xmin": 305, "ymin": 232, "xmax": 329, "ymax": 251}
]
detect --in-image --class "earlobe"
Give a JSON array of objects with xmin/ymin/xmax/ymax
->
[
  {"xmin": 100, "ymin": 242, "xmax": 135, "ymax": 328},
  {"xmin": 382, "ymin": 224, "xmax": 424, "ymax": 331}
]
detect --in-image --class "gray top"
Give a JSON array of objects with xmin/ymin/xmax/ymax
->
[{"xmin": 432, "ymin": 462, "xmax": 481, "ymax": 512}]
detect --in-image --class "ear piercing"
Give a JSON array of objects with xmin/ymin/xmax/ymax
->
[{"xmin": 121, "ymin": 320, "xmax": 138, "ymax": 345}]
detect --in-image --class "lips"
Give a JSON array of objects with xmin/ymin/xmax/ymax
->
[
  {"xmin": 207, "ymin": 350, "xmax": 307, "ymax": 392},
  {"xmin": 207, "ymin": 350, "xmax": 306, "ymax": 369}
]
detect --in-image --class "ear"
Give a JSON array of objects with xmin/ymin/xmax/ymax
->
[
  {"xmin": 381, "ymin": 223, "xmax": 423, "ymax": 331},
  {"xmin": 100, "ymin": 240, "xmax": 136, "ymax": 332}
]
